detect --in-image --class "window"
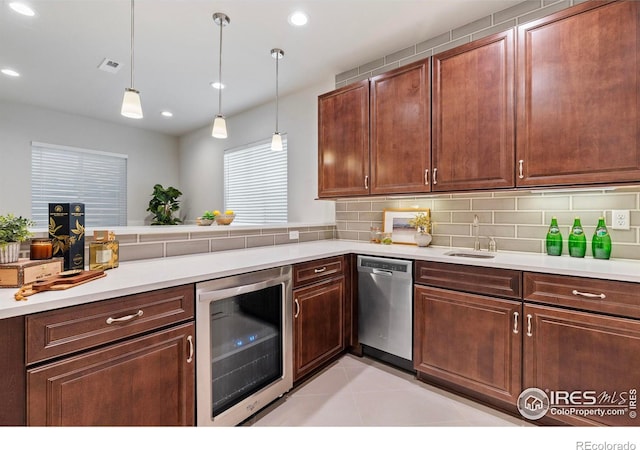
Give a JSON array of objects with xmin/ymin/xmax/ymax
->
[
  {"xmin": 31, "ymin": 142, "xmax": 127, "ymax": 227},
  {"xmin": 224, "ymin": 136, "xmax": 287, "ymax": 224}
]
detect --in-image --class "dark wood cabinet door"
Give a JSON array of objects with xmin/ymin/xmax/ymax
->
[
  {"xmin": 318, "ymin": 80, "xmax": 370, "ymax": 198},
  {"xmin": 370, "ymin": 59, "xmax": 431, "ymax": 194},
  {"xmin": 432, "ymin": 30, "xmax": 515, "ymax": 191},
  {"xmin": 523, "ymin": 303, "xmax": 640, "ymax": 426},
  {"xmin": 293, "ymin": 277, "xmax": 345, "ymax": 381},
  {"xmin": 27, "ymin": 323, "xmax": 195, "ymax": 426},
  {"xmin": 414, "ymin": 285, "xmax": 522, "ymax": 405},
  {"xmin": 516, "ymin": 1, "xmax": 640, "ymax": 187}
]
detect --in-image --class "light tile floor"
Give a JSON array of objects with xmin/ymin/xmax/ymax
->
[{"xmin": 246, "ymin": 354, "xmax": 532, "ymax": 427}]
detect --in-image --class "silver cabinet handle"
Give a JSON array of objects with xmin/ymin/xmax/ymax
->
[
  {"xmin": 424, "ymin": 169, "xmax": 429, "ymax": 185},
  {"xmin": 433, "ymin": 167, "xmax": 438, "ymax": 185},
  {"xmin": 314, "ymin": 267, "xmax": 327, "ymax": 274},
  {"xmin": 526, "ymin": 314, "xmax": 533, "ymax": 337},
  {"xmin": 187, "ymin": 335, "xmax": 194, "ymax": 363},
  {"xmin": 294, "ymin": 298, "xmax": 300, "ymax": 319},
  {"xmin": 106, "ymin": 309, "xmax": 143, "ymax": 325},
  {"xmin": 513, "ymin": 311, "xmax": 519, "ymax": 334},
  {"xmin": 364, "ymin": 175, "xmax": 369, "ymax": 189},
  {"xmin": 518, "ymin": 160, "xmax": 524, "ymax": 179},
  {"xmin": 572, "ymin": 289, "xmax": 606, "ymax": 299}
]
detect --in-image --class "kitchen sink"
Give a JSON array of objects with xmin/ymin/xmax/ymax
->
[{"xmin": 444, "ymin": 250, "xmax": 495, "ymax": 259}]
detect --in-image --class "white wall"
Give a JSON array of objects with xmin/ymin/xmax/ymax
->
[
  {"xmin": 178, "ymin": 79, "xmax": 336, "ymax": 224},
  {"xmin": 0, "ymin": 101, "xmax": 179, "ymax": 225},
  {"xmin": 1, "ymin": 78, "xmax": 336, "ymax": 227}
]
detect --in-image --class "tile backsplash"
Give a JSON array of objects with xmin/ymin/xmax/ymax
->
[{"xmin": 335, "ymin": 187, "xmax": 640, "ymax": 260}]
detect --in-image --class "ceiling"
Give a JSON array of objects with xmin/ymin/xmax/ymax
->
[{"xmin": 0, "ymin": 0, "xmax": 523, "ymax": 137}]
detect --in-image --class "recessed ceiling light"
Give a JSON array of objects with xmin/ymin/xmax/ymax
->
[
  {"xmin": 1, "ymin": 68, "xmax": 20, "ymax": 77},
  {"xmin": 9, "ymin": 2, "xmax": 35, "ymax": 17},
  {"xmin": 210, "ymin": 81, "xmax": 225, "ymax": 90},
  {"xmin": 161, "ymin": 111, "xmax": 173, "ymax": 118},
  {"xmin": 288, "ymin": 11, "xmax": 308, "ymax": 27}
]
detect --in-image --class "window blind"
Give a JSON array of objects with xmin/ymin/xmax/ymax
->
[
  {"xmin": 223, "ymin": 136, "xmax": 288, "ymax": 224},
  {"xmin": 31, "ymin": 142, "xmax": 128, "ymax": 227}
]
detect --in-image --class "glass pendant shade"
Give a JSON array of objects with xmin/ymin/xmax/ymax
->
[
  {"xmin": 212, "ymin": 114, "xmax": 227, "ymax": 138},
  {"xmin": 271, "ymin": 132, "xmax": 283, "ymax": 151},
  {"xmin": 121, "ymin": 88, "xmax": 143, "ymax": 119}
]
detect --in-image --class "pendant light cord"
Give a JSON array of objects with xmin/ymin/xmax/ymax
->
[
  {"xmin": 130, "ymin": 0, "xmax": 135, "ymax": 88},
  {"xmin": 218, "ymin": 19, "xmax": 223, "ymax": 115},
  {"xmin": 275, "ymin": 53, "xmax": 279, "ymax": 133}
]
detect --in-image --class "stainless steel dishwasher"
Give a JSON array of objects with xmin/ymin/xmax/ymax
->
[{"xmin": 357, "ymin": 255, "xmax": 413, "ymax": 371}]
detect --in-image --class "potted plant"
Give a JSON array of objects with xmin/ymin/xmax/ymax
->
[
  {"xmin": 0, "ymin": 214, "xmax": 34, "ymax": 263},
  {"xmin": 408, "ymin": 212, "xmax": 432, "ymax": 247},
  {"xmin": 147, "ymin": 184, "xmax": 183, "ymax": 225},
  {"xmin": 196, "ymin": 210, "xmax": 216, "ymax": 226}
]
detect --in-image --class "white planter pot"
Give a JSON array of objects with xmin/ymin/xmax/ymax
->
[
  {"xmin": 0, "ymin": 242, "xmax": 21, "ymax": 264},
  {"xmin": 415, "ymin": 232, "xmax": 432, "ymax": 248}
]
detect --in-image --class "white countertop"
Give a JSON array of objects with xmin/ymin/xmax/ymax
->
[{"xmin": 1, "ymin": 240, "xmax": 639, "ymax": 320}]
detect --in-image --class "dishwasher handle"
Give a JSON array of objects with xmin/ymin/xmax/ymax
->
[{"xmin": 372, "ymin": 268, "xmax": 394, "ymax": 277}]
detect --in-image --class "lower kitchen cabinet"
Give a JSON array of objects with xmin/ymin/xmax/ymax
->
[
  {"xmin": 24, "ymin": 283, "xmax": 196, "ymax": 426},
  {"xmin": 523, "ymin": 303, "xmax": 640, "ymax": 426},
  {"xmin": 293, "ymin": 257, "xmax": 346, "ymax": 381},
  {"xmin": 414, "ymin": 285, "xmax": 522, "ymax": 407},
  {"xmin": 27, "ymin": 322, "xmax": 195, "ymax": 426}
]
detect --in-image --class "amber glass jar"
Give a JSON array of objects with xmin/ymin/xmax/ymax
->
[{"xmin": 30, "ymin": 238, "xmax": 53, "ymax": 260}]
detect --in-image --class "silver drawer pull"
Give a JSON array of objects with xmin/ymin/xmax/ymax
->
[
  {"xmin": 572, "ymin": 289, "xmax": 606, "ymax": 300},
  {"xmin": 187, "ymin": 335, "xmax": 194, "ymax": 363},
  {"xmin": 106, "ymin": 309, "xmax": 143, "ymax": 325},
  {"xmin": 314, "ymin": 267, "xmax": 327, "ymax": 274},
  {"xmin": 526, "ymin": 314, "xmax": 533, "ymax": 337},
  {"xmin": 513, "ymin": 311, "xmax": 519, "ymax": 334},
  {"xmin": 518, "ymin": 160, "xmax": 524, "ymax": 179},
  {"xmin": 294, "ymin": 298, "xmax": 300, "ymax": 319}
]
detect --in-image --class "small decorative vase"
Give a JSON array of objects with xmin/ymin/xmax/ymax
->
[
  {"xmin": 414, "ymin": 227, "xmax": 432, "ymax": 248},
  {"xmin": 0, "ymin": 242, "xmax": 21, "ymax": 264}
]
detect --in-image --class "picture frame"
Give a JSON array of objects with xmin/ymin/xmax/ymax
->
[{"xmin": 382, "ymin": 208, "xmax": 431, "ymax": 245}]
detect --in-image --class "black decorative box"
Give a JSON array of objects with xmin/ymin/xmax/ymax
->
[{"xmin": 49, "ymin": 203, "xmax": 85, "ymax": 270}]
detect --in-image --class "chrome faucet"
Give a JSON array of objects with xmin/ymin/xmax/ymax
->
[{"xmin": 473, "ymin": 215, "xmax": 480, "ymax": 251}]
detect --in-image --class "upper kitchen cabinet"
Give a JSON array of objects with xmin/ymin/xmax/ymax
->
[
  {"xmin": 317, "ymin": 59, "xmax": 431, "ymax": 198},
  {"xmin": 318, "ymin": 80, "xmax": 370, "ymax": 198},
  {"xmin": 432, "ymin": 30, "xmax": 515, "ymax": 192},
  {"xmin": 369, "ymin": 59, "xmax": 431, "ymax": 195},
  {"xmin": 516, "ymin": 0, "xmax": 640, "ymax": 187}
]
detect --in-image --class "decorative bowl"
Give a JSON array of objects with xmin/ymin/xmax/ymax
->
[
  {"xmin": 215, "ymin": 214, "xmax": 235, "ymax": 225},
  {"xmin": 196, "ymin": 218, "xmax": 214, "ymax": 226}
]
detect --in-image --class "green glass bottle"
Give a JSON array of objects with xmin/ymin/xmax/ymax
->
[
  {"xmin": 568, "ymin": 216, "xmax": 586, "ymax": 258},
  {"xmin": 545, "ymin": 216, "xmax": 563, "ymax": 256},
  {"xmin": 592, "ymin": 216, "xmax": 612, "ymax": 260}
]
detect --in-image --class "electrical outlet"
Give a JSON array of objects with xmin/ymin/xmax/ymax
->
[
  {"xmin": 611, "ymin": 210, "xmax": 630, "ymax": 230},
  {"xmin": 289, "ymin": 231, "xmax": 299, "ymax": 240}
]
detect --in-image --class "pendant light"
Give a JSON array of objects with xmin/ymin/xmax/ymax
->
[
  {"xmin": 212, "ymin": 12, "xmax": 230, "ymax": 139},
  {"xmin": 121, "ymin": 0, "xmax": 143, "ymax": 119},
  {"xmin": 270, "ymin": 48, "xmax": 284, "ymax": 151}
]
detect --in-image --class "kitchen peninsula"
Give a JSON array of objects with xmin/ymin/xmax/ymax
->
[{"xmin": 2, "ymin": 235, "xmax": 640, "ymax": 427}]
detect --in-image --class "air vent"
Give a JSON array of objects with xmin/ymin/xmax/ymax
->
[{"xmin": 98, "ymin": 58, "xmax": 122, "ymax": 74}]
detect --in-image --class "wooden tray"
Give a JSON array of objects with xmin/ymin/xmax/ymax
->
[{"xmin": 15, "ymin": 270, "xmax": 106, "ymax": 301}]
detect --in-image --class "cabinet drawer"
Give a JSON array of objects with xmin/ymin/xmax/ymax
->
[
  {"xmin": 26, "ymin": 284, "xmax": 194, "ymax": 365},
  {"xmin": 523, "ymin": 272, "xmax": 640, "ymax": 319},
  {"xmin": 415, "ymin": 261, "xmax": 521, "ymax": 300},
  {"xmin": 293, "ymin": 256, "xmax": 344, "ymax": 288}
]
